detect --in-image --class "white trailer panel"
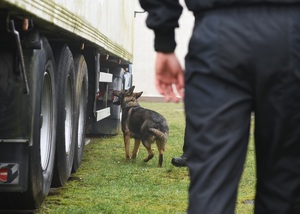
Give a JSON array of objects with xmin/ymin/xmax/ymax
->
[{"xmin": 1, "ymin": 0, "xmax": 134, "ymax": 62}]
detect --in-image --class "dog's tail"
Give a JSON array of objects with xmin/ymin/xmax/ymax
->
[{"xmin": 149, "ymin": 128, "xmax": 168, "ymax": 140}]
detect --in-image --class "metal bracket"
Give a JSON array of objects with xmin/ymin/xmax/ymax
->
[
  {"xmin": 7, "ymin": 16, "xmax": 30, "ymax": 95},
  {"xmin": 134, "ymin": 10, "xmax": 145, "ymax": 17}
]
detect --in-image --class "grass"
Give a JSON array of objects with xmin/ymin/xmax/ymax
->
[{"xmin": 37, "ymin": 102, "xmax": 256, "ymax": 214}]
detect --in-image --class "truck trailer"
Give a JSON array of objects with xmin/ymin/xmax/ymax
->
[{"xmin": 0, "ymin": 0, "xmax": 134, "ymax": 210}]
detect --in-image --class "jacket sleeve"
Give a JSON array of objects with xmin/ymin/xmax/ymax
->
[{"xmin": 139, "ymin": 0, "xmax": 183, "ymax": 53}]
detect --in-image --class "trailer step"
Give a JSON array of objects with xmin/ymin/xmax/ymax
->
[
  {"xmin": 96, "ymin": 107, "xmax": 110, "ymax": 121},
  {"xmin": 85, "ymin": 138, "xmax": 91, "ymax": 145}
]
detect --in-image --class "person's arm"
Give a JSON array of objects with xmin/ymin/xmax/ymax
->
[
  {"xmin": 139, "ymin": 0, "xmax": 184, "ymax": 102},
  {"xmin": 139, "ymin": 0, "xmax": 183, "ymax": 53}
]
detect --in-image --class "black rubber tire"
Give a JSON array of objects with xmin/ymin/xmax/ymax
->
[
  {"xmin": 0, "ymin": 36, "xmax": 57, "ymax": 210},
  {"xmin": 23, "ymin": 36, "xmax": 57, "ymax": 209},
  {"xmin": 72, "ymin": 54, "xmax": 88, "ymax": 172},
  {"xmin": 51, "ymin": 45, "xmax": 76, "ymax": 187}
]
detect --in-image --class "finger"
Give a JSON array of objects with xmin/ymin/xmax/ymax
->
[
  {"xmin": 171, "ymin": 92, "xmax": 179, "ymax": 103},
  {"xmin": 166, "ymin": 85, "xmax": 179, "ymax": 103},
  {"xmin": 155, "ymin": 80, "xmax": 166, "ymax": 96},
  {"xmin": 164, "ymin": 86, "xmax": 171, "ymax": 102},
  {"xmin": 176, "ymin": 72, "xmax": 185, "ymax": 98},
  {"xmin": 175, "ymin": 83, "xmax": 184, "ymax": 99}
]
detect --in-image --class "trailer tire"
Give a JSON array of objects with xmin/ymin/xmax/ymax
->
[
  {"xmin": 72, "ymin": 54, "xmax": 88, "ymax": 172},
  {"xmin": 51, "ymin": 45, "xmax": 76, "ymax": 187},
  {"xmin": 20, "ymin": 36, "xmax": 57, "ymax": 209}
]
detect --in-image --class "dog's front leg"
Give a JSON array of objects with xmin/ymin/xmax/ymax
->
[
  {"xmin": 123, "ymin": 131, "xmax": 131, "ymax": 160},
  {"xmin": 132, "ymin": 139, "xmax": 140, "ymax": 159}
]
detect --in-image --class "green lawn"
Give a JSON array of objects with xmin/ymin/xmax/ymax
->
[{"xmin": 37, "ymin": 102, "xmax": 255, "ymax": 214}]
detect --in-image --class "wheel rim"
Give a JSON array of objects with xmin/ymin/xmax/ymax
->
[
  {"xmin": 65, "ymin": 76, "xmax": 73, "ymax": 156},
  {"xmin": 40, "ymin": 71, "xmax": 53, "ymax": 171},
  {"xmin": 77, "ymin": 79, "xmax": 85, "ymax": 150}
]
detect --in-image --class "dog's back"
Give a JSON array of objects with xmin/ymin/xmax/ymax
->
[{"xmin": 127, "ymin": 107, "xmax": 168, "ymax": 142}]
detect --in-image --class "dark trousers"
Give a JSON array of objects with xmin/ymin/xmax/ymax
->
[{"xmin": 185, "ymin": 6, "xmax": 300, "ymax": 214}]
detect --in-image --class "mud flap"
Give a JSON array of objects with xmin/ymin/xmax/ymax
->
[{"xmin": 0, "ymin": 143, "xmax": 28, "ymax": 192}]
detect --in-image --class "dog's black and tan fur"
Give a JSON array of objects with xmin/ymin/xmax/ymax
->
[{"xmin": 113, "ymin": 86, "xmax": 168, "ymax": 167}]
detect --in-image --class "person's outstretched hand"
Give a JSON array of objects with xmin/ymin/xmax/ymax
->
[{"xmin": 155, "ymin": 52, "xmax": 184, "ymax": 103}]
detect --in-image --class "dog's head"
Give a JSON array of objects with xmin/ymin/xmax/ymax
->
[{"xmin": 113, "ymin": 86, "xmax": 143, "ymax": 109}]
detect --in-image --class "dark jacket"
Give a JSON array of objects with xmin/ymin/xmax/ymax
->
[{"xmin": 139, "ymin": 0, "xmax": 300, "ymax": 53}]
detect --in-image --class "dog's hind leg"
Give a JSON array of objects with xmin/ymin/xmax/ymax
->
[
  {"xmin": 156, "ymin": 140, "xmax": 166, "ymax": 167},
  {"xmin": 142, "ymin": 141, "xmax": 154, "ymax": 163},
  {"xmin": 132, "ymin": 139, "xmax": 140, "ymax": 159},
  {"xmin": 158, "ymin": 154, "xmax": 163, "ymax": 167}
]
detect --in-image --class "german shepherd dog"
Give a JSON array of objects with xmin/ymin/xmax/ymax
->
[{"xmin": 113, "ymin": 86, "xmax": 168, "ymax": 167}]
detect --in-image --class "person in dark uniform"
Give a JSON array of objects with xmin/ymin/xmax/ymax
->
[{"xmin": 139, "ymin": 0, "xmax": 300, "ymax": 213}]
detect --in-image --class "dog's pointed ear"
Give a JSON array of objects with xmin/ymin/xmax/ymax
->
[
  {"xmin": 126, "ymin": 86, "xmax": 135, "ymax": 95},
  {"xmin": 134, "ymin": 91, "xmax": 143, "ymax": 99},
  {"xmin": 113, "ymin": 90, "xmax": 121, "ymax": 97}
]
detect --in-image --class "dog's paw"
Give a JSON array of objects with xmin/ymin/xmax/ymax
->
[{"xmin": 143, "ymin": 154, "xmax": 154, "ymax": 162}]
